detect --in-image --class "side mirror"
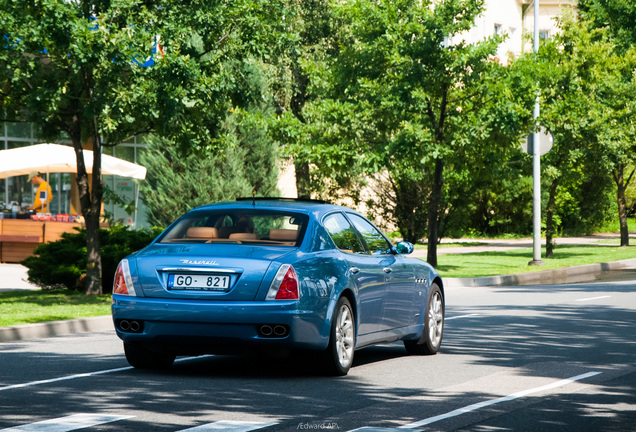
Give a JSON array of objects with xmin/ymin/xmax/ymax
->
[{"xmin": 395, "ymin": 241, "xmax": 414, "ymax": 255}]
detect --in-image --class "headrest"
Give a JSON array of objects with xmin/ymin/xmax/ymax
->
[
  {"xmin": 269, "ymin": 229, "xmax": 298, "ymax": 241},
  {"xmin": 186, "ymin": 227, "xmax": 218, "ymax": 239}
]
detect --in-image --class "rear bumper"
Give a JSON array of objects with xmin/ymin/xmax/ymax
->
[{"xmin": 111, "ymin": 295, "xmax": 329, "ymax": 353}]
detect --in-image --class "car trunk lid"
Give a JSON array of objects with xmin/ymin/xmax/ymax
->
[{"xmin": 134, "ymin": 244, "xmax": 294, "ymax": 301}]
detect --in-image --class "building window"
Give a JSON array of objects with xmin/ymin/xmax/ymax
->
[{"xmin": 494, "ymin": 24, "xmax": 502, "ymax": 36}]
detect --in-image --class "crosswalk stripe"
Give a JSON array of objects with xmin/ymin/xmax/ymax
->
[
  {"xmin": 0, "ymin": 414, "xmax": 134, "ymax": 432},
  {"xmin": 178, "ymin": 421, "xmax": 277, "ymax": 432}
]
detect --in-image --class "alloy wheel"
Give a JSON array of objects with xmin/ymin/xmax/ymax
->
[
  {"xmin": 427, "ymin": 291, "xmax": 444, "ymax": 349},
  {"xmin": 335, "ymin": 303, "xmax": 354, "ymax": 368}
]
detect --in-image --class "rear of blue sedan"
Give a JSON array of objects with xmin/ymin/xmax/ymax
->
[{"xmin": 112, "ymin": 199, "xmax": 443, "ymax": 375}]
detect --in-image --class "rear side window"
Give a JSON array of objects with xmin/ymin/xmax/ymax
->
[
  {"xmin": 158, "ymin": 210, "xmax": 307, "ymax": 247},
  {"xmin": 348, "ymin": 214, "xmax": 392, "ymax": 254},
  {"xmin": 323, "ymin": 213, "xmax": 365, "ymax": 254}
]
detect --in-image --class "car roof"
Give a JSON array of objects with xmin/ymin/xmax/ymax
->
[{"xmin": 191, "ymin": 199, "xmax": 356, "ymax": 218}]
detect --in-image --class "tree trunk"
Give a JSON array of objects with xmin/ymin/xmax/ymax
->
[
  {"xmin": 86, "ymin": 123, "xmax": 103, "ymax": 295},
  {"xmin": 392, "ymin": 174, "xmax": 428, "ymax": 244},
  {"xmin": 427, "ymin": 157, "xmax": 444, "ymax": 268},
  {"xmin": 545, "ymin": 178, "xmax": 559, "ymax": 258},
  {"xmin": 294, "ymin": 159, "xmax": 311, "ymax": 199},
  {"xmin": 614, "ymin": 165, "xmax": 630, "ymax": 247},
  {"xmin": 70, "ymin": 122, "xmax": 103, "ymax": 295},
  {"xmin": 290, "ymin": 57, "xmax": 312, "ymax": 200}
]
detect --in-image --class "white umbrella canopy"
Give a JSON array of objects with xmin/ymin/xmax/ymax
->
[{"xmin": 0, "ymin": 143, "xmax": 147, "ymax": 180}]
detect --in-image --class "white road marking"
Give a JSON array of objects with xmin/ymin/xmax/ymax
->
[
  {"xmin": 399, "ymin": 371, "xmax": 602, "ymax": 428},
  {"xmin": 0, "ymin": 413, "xmax": 134, "ymax": 432},
  {"xmin": 0, "ymin": 356, "xmax": 214, "ymax": 392},
  {"xmin": 446, "ymin": 314, "xmax": 481, "ymax": 320},
  {"xmin": 575, "ymin": 296, "xmax": 611, "ymax": 302},
  {"xmin": 0, "ymin": 367, "xmax": 133, "ymax": 392},
  {"xmin": 178, "ymin": 420, "xmax": 277, "ymax": 431}
]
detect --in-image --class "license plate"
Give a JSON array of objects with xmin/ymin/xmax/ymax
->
[{"xmin": 167, "ymin": 274, "xmax": 231, "ymax": 291}]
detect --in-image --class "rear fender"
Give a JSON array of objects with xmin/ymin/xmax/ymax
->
[
  {"xmin": 320, "ymin": 287, "xmax": 358, "ymax": 349},
  {"xmin": 413, "ymin": 274, "xmax": 444, "ymax": 329}
]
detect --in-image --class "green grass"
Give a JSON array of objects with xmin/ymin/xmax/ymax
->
[
  {"xmin": 436, "ymin": 244, "xmax": 636, "ymax": 279},
  {"xmin": 0, "ymin": 290, "xmax": 111, "ymax": 327}
]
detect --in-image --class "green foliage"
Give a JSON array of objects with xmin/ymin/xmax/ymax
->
[
  {"xmin": 139, "ymin": 135, "xmax": 252, "ymax": 227},
  {"xmin": 22, "ymin": 226, "xmax": 163, "ymax": 293},
  {"xmin": 282, "ymin": 0, "xmax": 534, "ymax": 249},
  {"xmin": 578, "ymin": 0, "xmax": 636, "ymax": 52},
  {"xmin": 139, "ymin": 58, "xmax": 280, "ymax": 228},
  {"xmin": 22, "ymin": 228, "xmax": 87, "ymax": 292},
  {"xmin": 0, "ymin": 0, "xmax": 289, "ymax": 293},
  {"xmin": 535, "ymin": 11, "xmax": 636, "ymax": 241}
]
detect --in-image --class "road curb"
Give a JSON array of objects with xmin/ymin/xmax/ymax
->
[
  {"xmin": 445, "ymin": 257, "xmax": 636, "ymax": 288},
  {"xmin": 0, "ymin": 315, "xmax": 113, "ymax": 343}
]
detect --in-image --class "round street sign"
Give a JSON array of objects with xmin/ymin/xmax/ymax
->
[{"xmin": 521, "ymin": 127, "xmax": 553, "ymax": 156}]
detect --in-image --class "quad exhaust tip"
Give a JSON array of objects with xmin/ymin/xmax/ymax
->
[
  {"xmin": 117, "ymin": 319, "xmax": 143, "ymax": 333},
  {"xmin": 258, "ymin": 324, "xmax": 289, "ymax": 338}
]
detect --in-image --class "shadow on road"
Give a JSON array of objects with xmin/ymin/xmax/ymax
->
[{"xmin": 1, "ymin": 279, "xmax": 635, "ymax": 431}]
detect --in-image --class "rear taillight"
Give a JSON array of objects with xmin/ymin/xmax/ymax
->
[
  {"xmin": 113, "ymin": 259, "xmax": 137, "ymax": 296},
  {"xmin": 266, "ymin": 264, "xmax": 299, "ymax": 300}
]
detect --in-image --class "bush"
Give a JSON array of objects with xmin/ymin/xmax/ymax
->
[{"xmin": 22, "ymin": 225, "xmax": 164, "ymax": 293}]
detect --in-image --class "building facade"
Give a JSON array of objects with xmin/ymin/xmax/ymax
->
[{"xmin": 464, "ymin": 0, "xmax": 577, "ymax": 62}]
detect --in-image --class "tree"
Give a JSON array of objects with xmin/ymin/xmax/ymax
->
[
  {"xmin": 291, "ymin": 0, "xmax": 533, "ymax": 265},
  {"xmin": 270, "ymin": 0, "xmax": 337, "ymax": 199},
  {"xmin": 140, "ymin": 59, "xmax": 281, "ymax": 227},
  {"xmin": 578, "ymin": 0, "xmax": 636, "ymax": 51},
  {"xmin": 540, "ymin": 7, "xmax": 636, "ymax": 247},
  {"xmin": 0, "ymin": 1, "xmax": 285, "ymax": 293},
  {"xmin": 590, "ymin": 61, "xmax": 636, "ymax": 247},
  {"xmin": 536, "ymin": 15, "xmax": 594, "ymax": 257},
  {"xmin": 575, "ymin": 1, "xmax": 636, "ymax": 246},
  {"xmin": 139, "ymin": 132, "xmax": 263, "ymax": 228}
]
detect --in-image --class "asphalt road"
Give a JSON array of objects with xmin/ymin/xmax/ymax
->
[{"xmin": 0, "ymin": 277, "xmax": 634, "ymax": 432}]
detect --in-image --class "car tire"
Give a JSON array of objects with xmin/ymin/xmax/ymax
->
[
  {"xmin": 404, "ymin": 283, "xmax": 444, "ymax": 355},
  {"xmin": 322, "ymin": 296, "xmax": 355, "ymax": 376},
  {"xmin": 124, "ymin": 342, "xmax": 176, "ymax": 369}
]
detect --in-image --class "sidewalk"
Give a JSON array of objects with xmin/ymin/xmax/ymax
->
[
  {"xmin": 0, "ymin": 263, "xmax": 41, "ymax": 292},
  {"xmin": 409, "ymin": 233, "xmax": 632, "ymax": 259},
  {"xmin": 1, "ymin": 233, "xmax": 634, "ymax": 343}
]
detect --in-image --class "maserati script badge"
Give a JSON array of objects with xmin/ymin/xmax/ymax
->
[{"xmin": 179, "ymin": 259, "xmax": 219, "ymax": 265}]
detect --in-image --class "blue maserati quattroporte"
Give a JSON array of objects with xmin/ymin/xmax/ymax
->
[{"xmin": 112, "ymin": 198, "xmax": 444, "ymax": 375}]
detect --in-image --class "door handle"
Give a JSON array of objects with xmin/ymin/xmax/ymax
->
[
  {"xmin": 350, "ymin": 267, "xmax": 360, "ymax": 274},
  {"xmin": 383, "ymin": 267, "xmax": 392, "ymax": 274}
]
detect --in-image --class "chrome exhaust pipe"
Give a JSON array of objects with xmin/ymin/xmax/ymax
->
[
  {"xmin": 274, "ymin": 325, "xmax": 288, "ymax": 337},
  {"xmin": 259, "ymin": 325, "xmax": 273, "ymax": 336},
  {"xmin": 129, "ymin": 320, "xmax": 141, "ymax": 332}
]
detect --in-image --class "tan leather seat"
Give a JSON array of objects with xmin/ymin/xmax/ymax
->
[
  {"xmin": 186, "ymin": 227, "xmax": 219, "ymax": 239},
  {"xmin": 269, "ymin": 229, "xmax": 298, "ymax": 242}
]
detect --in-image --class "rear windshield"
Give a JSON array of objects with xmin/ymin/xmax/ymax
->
[{"xmin": 157, "ymin": 210, "xmax": 308, "ymax": 247}]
